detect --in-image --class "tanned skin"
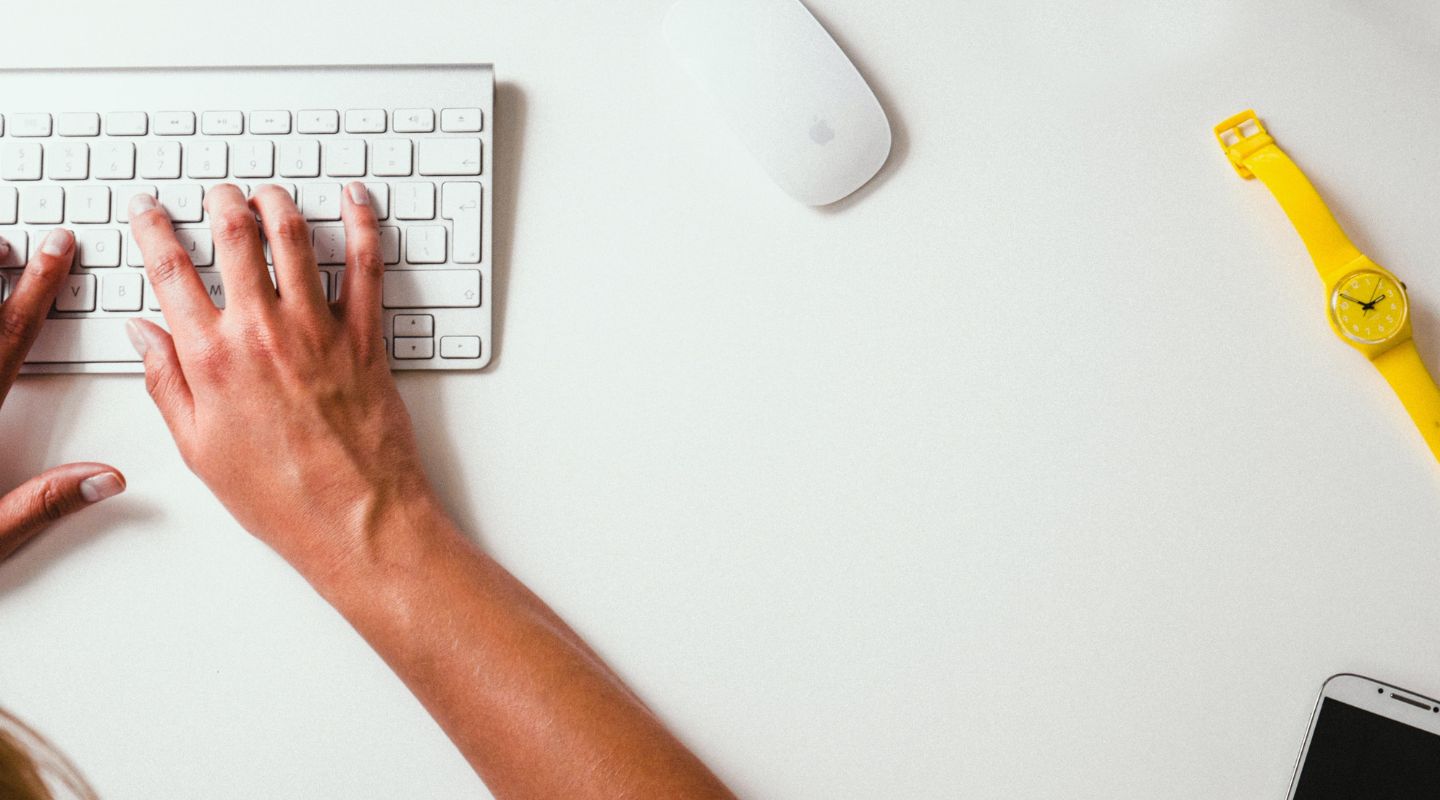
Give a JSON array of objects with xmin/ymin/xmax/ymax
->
[{"xmin": 0, "ymin": 185, "xmax": 736, "ymax": 800}]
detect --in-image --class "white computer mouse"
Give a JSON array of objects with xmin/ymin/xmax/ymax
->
[{"xmin": 664, "ymin": 0, "xmax": 893, "ymax": 207}]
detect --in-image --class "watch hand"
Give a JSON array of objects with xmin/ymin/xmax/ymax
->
[
  {"xmin": 1340, "ymin": 293, "xmax": 1365, "ymax": 305},
  {"xmin": 1369, "ymin": 279, "xmax": 1384, "ymax": 303}
]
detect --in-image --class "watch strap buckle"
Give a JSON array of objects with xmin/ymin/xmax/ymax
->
[{"xmin": 1214, "ymin": 109, "xmax": 1274, "ymax": 179}]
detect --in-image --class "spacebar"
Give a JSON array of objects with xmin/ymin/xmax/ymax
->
[{"xmin": 26, "ymin": 318, "xmax": 159, "ymax": 364}]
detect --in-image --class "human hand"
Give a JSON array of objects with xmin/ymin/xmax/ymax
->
[
  {"xmin": 0, "ymin": 229, "xmax": 126, "ymax": 562},
  {"xmin": 126, "ymin": 184, "xmax": 437, "ymax": 580}
]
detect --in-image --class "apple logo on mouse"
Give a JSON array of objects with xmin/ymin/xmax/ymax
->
[{"xmin": 809, "ymin": 118, "xmax": 835, "ymax": 145}]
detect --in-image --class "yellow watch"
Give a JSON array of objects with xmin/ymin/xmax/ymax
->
[{"xmin": 1214, "ymin": 109, "xmax": 1440, "ymax": 462}]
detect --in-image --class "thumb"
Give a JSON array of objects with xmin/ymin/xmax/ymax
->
[
  {"xmin": 0, "ymin": 463, "xmax": 125, "ymax": 562},
  {"xmin": 126, "ymin": 318, "xmax": 194, "ymax": 440}
]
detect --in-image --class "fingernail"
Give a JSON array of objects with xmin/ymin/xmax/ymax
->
[
  {"xmin": 129, "ymin": 193, "xmax": 157, "ymax": 217},
  {"xmin": 347, "ymin": 183, "xmax": 370, "ymax": 206},
  {"xmin": 41, "ymin": 228, "xmax": 73, "ymax": 256},
  {"xmin": 125, "ymin": 319, "xmax": 150, "ymax": 357},
  {"xmin": 80, "ymin": 472, "xmax": 125, "ymax": 503}
]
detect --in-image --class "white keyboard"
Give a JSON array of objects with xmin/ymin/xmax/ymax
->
[{"xmin": 0, "ymin": 64, "xmax": 494, "ymax": 373}]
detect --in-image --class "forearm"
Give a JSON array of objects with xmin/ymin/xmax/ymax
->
[{"xmin": 305, "ymin": 498, "xmax": 735, "ymax": 800}]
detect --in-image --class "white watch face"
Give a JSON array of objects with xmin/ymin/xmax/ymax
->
[{"xmin": 1331, "ymin": 270, "xmax": 1407, "ymax": 344}]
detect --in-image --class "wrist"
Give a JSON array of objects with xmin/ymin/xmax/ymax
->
[{"xmin": 290, "ymin": 489, "xmax": 467, "ymax": 604}]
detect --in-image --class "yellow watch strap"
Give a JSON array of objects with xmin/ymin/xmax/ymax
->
[
  {"xmin": 1372, "ymin": 340, "xmax": 1440, "ymax": 460},
  {"xmin": 1214, "ymin": 110, "xmax": 1362, "ymax": 283}
]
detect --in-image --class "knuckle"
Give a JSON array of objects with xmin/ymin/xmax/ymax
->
[
  {"xmin": 35, "ymin": 481, "xmax": 68, "ymax": 523},
  {"xmin": 148, "ymin": 250, "xmax": 193, "ymax": 285},
  {"xmin": 272, "ymin": 213, "xmax": 311, "ymax": 246},
  {"xmin": 0, "ymin": 308, "xmax": 35, "ymax": 346},
  {"xmin": 212, "ymin": 208, "xmax": 257, "ymax": 245},
  {"xmin": 244, "ymin": 320, "xmax": 288, "ymax": 358},
  {"xmin": 349, "ymin": 240, "xmax": 383, "ymax": 273},
  {"xmin": 187, "ymin": 334, "xmax": 231, "ymax": 376},
  {"xmin": 144, "ymin": 358, "xmax": 181, "ymax": 401}
]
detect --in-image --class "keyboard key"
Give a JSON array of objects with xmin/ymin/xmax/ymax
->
[
  {"xmin": 158, "ymin": 185, "xmax": 204, "ymax": 223},
  {"xmin": 47, "ymin": 142, "xmax": 89, "ymax": 180},
  {"xmin": 101, "ymin": 273, "xmax": 143, "ymax": 311},
  {"xmin": 250, "ymin": 110, "xmax": 292, "ymax": 135},
  {"xmin": 417, "ymin": 138, "xmax": 482, "ymax": 176},
  {"xmin": 394, "ymin": 337, "xmax": 434, "ymax": 359},
  {"xmin": 442, "ymin": 182, "xmax": 482, "ymax": 263},
  {"xmin": 76, "ymin": 229, "xmax": 122, "ymax": 267},
  {"xmin": 115, "ymin": 185, "xmax": 157, "ymax": 224},
  {"xmin": 393, "ymin": 109, "xmax": 435, "ymax": 133},
  {"xmin": 364, "ymin": 182, "xmax": 390, "ymax": 220},
  {"xmin": 439, "ymin": 336, "xmax": 481, "ymax": 359},
  {"xmin": 323, "ymin": 140, "xmax": 366, "ymax": 177},
  {"xmin": 372, "ymin": 139, "xmax": 413, "ymax": 177},
  {"xmin": 25, "ymin": 318, "xmax": 154, "ymax": 364},
  {"xmin": 0, "ymin": 187, "xmax": 16, "ymax": 224},
  {"xmin": 232, "ymin": 140, "xmax": 274, "ymax": 178},
  {"xmin": 153, "ymin": 111, "xmax": 196, "ymax": 135},
  {"xmin": 201, "ymin": 111, "xmax": 244, "ymax": 135},
  {"xmin": 198, "ymin": 271, "xmax": 226, "ymax": 308},
  {"xmin": 440, "ymin": 108, "xmax": 483, "ymax": 133},
  {"xmin": 69, "ymin": 186, "xmax": 111, "ymax": 223},
  {"xmin": 138, "ymin": 141, "xmax": 181, "ymax": 179},
  {"xmin": 21, "ymin": 186, "xmax": 64, "ymax": 224},
  {"xmin": 2, "ymin": 142, "xmax": 42, "ymax": 180},
  {"xmin": 380, "ymin": 226, "xmax": 400, "ymax": 264},
  {"xmin": 394, "ymin": 314, "xmax": 434, "ymax": 337},
  {"xmin": 382, "ymin": 270, "xmax": 480, "ymax": 308},
  {"xmin": 394, "ymin": 182, "xmax": 435, "ymax": 220},
  {"xmin": 10, "ymin": 113, "xmax": 52, "ymax": 137},
  {"xmin": 55, "ymin": 274, "xmax": 96, "ymax": 312},
  {"xmin": 279, "ymin": 140, "xmax": 321, "ymax": 178},
  {"xmin": 313, "ymin": 226, "xmax": 345, "ymax": 265},
  {"xmin": 405, "ymin": 225, "xmax": 446, "ymax": 264},
  {"xmin": 105, "ymin": 112, "xmax": 149, "ymax": 136},
  {"xmin": 187, "ymin": 141, "xmax": 229, "ymax": 179},
  {"xmin": 175, "ymin": 229, "xmax": 214, "ymax": 266},
  {"xmin": 298, "ymin": 109, "xmax": 340, "ymax": 134},
  {"xmin": 93, "ymin": 141, "xmax": 136, "ymax": 180},
  {"xmin": 300, "ymin": 183, "xmax": 341, "ymax": 221},
  {"xmin": 56, "ymin": 112, "xmax": 101, "ymax": 137},
  {"xmin": 0, "ymin": 231, "xmax": 28, "ymax": 266},
  {"xmin": 344, "ymin": 109, "xmax": 386, "ymax": 133}
]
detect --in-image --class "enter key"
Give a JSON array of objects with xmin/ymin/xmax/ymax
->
[{"xmin": 441, "ymin": 182, "xmax": 483, "ymax": 264}]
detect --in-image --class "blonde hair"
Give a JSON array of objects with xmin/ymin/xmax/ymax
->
[{"xmin": 0, "ymin": 709, "xmax": 97, "ymax": 800}]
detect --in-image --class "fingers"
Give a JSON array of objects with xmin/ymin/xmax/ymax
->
[
  {"xmin": 251, "ymin": 185, "xmax": 327, "ymax": 313},
  {"xmin": 338, "ymin": 182, "xmax": 384, "ymax": 340},
  {"xmin": 126, "ymin": 318, "xmax": 195, "ymax": 444},
  {"xmin": 0, "ymin": 463, "xmax": 125, "ymax": 562},
  {"xmin": 204, "ymin": 184, "xmax": 276, "ymax": 311},
  {"xmin": 0, "ymin": 229, "xmax": 75, "ymax": 398},
  {"xmin": 128, "ymin": 194, "xmax": 219, "ymax": 335}
]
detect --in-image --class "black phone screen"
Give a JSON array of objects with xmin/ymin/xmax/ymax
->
[{"xmin": 1293, "ymin": 697, "xmax": 1440, "ymax": 799}]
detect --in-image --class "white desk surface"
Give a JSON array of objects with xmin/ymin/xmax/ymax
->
[{"xmin": 2, "ymin": 0, "xmax": 1440, "ymax": 796}]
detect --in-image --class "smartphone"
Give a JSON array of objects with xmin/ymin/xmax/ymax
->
[{"xmin": 1288, "ymin": 673, "xmax": 1440, "ymax": 798}]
